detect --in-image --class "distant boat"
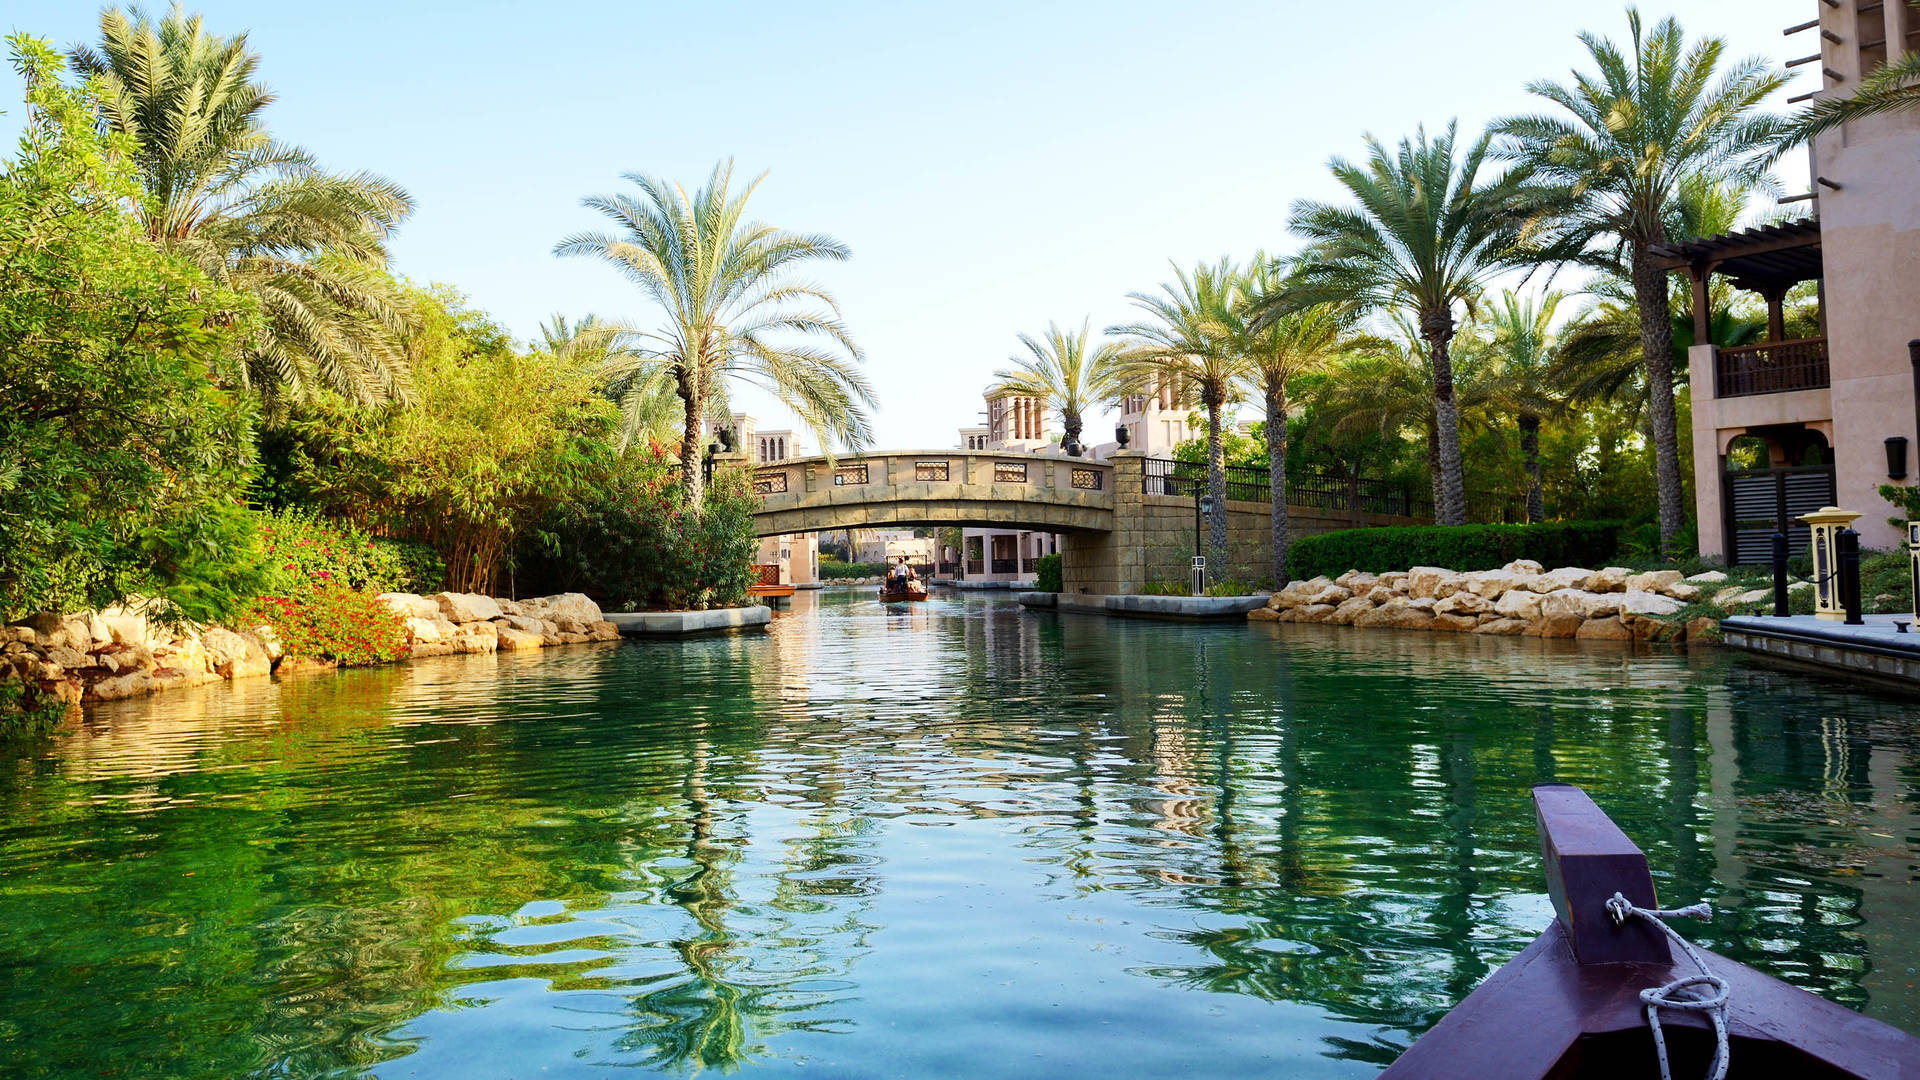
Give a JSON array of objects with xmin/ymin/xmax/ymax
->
[{"xmin": 877, "ymin": 578, "xmax": 927, "ymax": 603}]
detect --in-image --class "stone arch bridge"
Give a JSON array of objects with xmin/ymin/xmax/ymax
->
[{"xmin": 746, "ymin": 450, "xmax": 1419, "ymax": 593}]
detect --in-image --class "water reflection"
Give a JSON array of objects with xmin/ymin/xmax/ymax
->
[{"xmin": 0, "ymin": 590, "xmax": 1915, "ymax": 1078}]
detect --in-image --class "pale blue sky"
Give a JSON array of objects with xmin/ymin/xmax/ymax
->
[{"xmin": 4, "ymin": 1, "xmax": 1812, "ymax": 448}]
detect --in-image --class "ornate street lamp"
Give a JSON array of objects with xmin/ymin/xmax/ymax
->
[{"xmin": 1797, "ymin": 506, "xmax": 1861, "ymax": 621}]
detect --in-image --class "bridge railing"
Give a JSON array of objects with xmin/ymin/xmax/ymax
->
[{"xmin": 749, "ymin": 450, "xmax": 1116, "ymax": 503}]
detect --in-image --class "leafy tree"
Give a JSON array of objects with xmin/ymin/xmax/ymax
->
[
  {"xmin": 1109, "ymin": 258, "xmax": 1248, "ymax": 568},
  {"xmin": 540, "ymin": 312, "xmax": 682, "ymax": 451},
  {"xmin": 1234, "ymin": 257, "xmax": 1360, "ymax": 584},
  {"xmin": 1461, "ymin": 292, "xmax": 1568, "ymax": 522},
  {"xmin": 992, "ymin": 319, "xmax": 1123, "ymax": 457},
  {"xmin": 71, "ymin": 5, "xmax": 416, "ymax": 409},
  {"xmin": 1777, "ymin": 52, "xmax": 1920, "ymax": 151},
  {"xmin": 1493, "ymin": 8, "xmax": 1785, "ymax": 553},
  {"xmin": 276, "ymin": 284, "xmax": 620, "ymax": 593},
  {"xmin": 1288, "ymin": 122, "xmax": 1548, "ymax": 526},
  {"xmin": 557, "ymin": 159, "xmax": 874, "ymax": 506},
  {"xmin": 1, "ymin": 33, "xmax": 262, "ymax": 623}
]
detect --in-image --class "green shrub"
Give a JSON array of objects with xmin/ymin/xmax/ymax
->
[
  {"xmin": 243, "ymin": 585, "xmax": 410, "ymax": 666},
  {"xmin": 820, "ymin": 561, "xmax": 886, "ymax": 580},
  {"xmin": 256, "ymin": 509, "xmax": 441, "ymax": 597},
  {"xmin": 516, "ymin": 450, "xmax": 759, "ymax": 611},
  {"xmin": 1034, "ymin": 553, "xmax": 1062, "ymax": 592},
  {"xmin": 1286, "ymin": 521, "xmax": 1624, "ymax": 579}
]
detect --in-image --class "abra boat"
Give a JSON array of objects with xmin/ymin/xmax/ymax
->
[
  {"xmin": 878, "ymin": 557, "xmax": 927, "ymax": 602},
  {"xmin": 1380, "ymin": 783, "xmax": 1920, "ymax": 1078}
]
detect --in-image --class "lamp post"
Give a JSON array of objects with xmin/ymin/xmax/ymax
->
[
  {"xmin": 1192, "ymin": 485, "xmax": 1213, "ymax": 594},
  {"xmin": 1797, "ymin": 505, "xmax": 1861, "ymax": 621},
  {"xmin": 1908, "ymin": 521, "xmax": 1920, "ymax": 625}
]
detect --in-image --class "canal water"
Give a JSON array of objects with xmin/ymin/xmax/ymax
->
[{"xmin": 1, "ymin": 590, "xmax": 1916, "ymax": 1078}]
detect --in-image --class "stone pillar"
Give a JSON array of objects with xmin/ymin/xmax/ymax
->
[{"xmin": 1889, "ymin": 0, "xmax": 1911, "ymax": 61}]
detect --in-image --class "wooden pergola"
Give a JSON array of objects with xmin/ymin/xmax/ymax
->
[{"xmin": 1647, "ymin": 218, "xmax": 1824, "ymax": 345}]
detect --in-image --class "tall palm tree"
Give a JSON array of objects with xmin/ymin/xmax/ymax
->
[
  {"xmin": 992, "ymin": 319, "xmax": 1123, "ymax": 457},
  {"xmin": 1777, "ymin": 52, "xmax": 1920, "ymax": 151},
  {"xmin": 1493, "ymin": 8, "xmax": 1785, "ymax": 554},
  {"xmin": 1235, "ymin": 257, "xmax": 1359, "ymax": 585},
  {"xmin": 1108, "ymin": 259, "xmax": 1247, "ymax": 573},
  {"xmin": 1464, "ymin": 292, "xmax": 1567, "ymax": 523},
  {"xmin": 72, "ymin": 5, "xmax": 416, "ymax": 408},
  {"xmin": 556, "ymin": 160, "xmax": 875, "ymax": 506},
  {"xmin": 539, "ymin": 313, "xmax": 684, "ymax": 451},
  {"xmin": 1288, "ymin": 122, "xmax": 1547, "ymax": 526}
]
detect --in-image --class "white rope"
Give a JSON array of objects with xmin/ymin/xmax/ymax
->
[{"xmin": 1605, "ymin": 891, "xmax": 1729, "ymax": 1080}]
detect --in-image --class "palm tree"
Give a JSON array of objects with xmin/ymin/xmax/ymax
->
[
  {"xmin": 1777, "ymin": 52, "xmax": 1920, "ymax": 151},
  {"xmin": 1234, "ymin": 257, "xmax": 1359, "ymax": 585},
  {"xmin": 1108, "ymin": 259, "xmax": 1246, "ymax": 572},
  {"xmin": 72, "ymin": 5, "xmax": 415, "ymax": 408},
  {"xmin": 1288, "ymin": 122, "xmax": 1547, "ymax": 526},
  {"xmin": 1465, "ymin": 292, "xmax": 1567, "ymax": 523},
  {"xmin": 556, "ymin": 160, "xmax": 875, "ymax": 506},
  {"xmin": 1493, "ymin": 8, "xmax": 1785, "ymax": 554},
  {"xmin": 992, "ymin": 319, "xmax": 1124, "ymax": 457},
  {"xmin": 539, "ymin": 313, "xmax": 684, "ymax": 451}
]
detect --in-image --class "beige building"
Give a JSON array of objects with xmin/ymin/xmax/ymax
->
[
  {"xmin": 952, "ymin": 382, "xmax": 1195, "ymax": 585},
  {"xmin": 1668, "ymin": 1, "xmax": 1919, "ymax": 561},
  {"xmin": 713, "ymin": 414, "xmax": 820, "ymax": 588}
]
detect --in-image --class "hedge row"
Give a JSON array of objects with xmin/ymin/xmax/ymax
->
[
  {"xmin": 1034, "ymin": 553, "xmax": 1062, "ymax": 592},
  {"xmin": 1284, "ymin": 521, "xmax": 1624, "ymax": 580}
]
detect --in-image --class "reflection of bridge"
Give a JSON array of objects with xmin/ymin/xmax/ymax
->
[
  {"xmin": 749, "ymin": 451, "xmax": 1420, "ymax": 595},
  {"xmin": 748, "ymin": 450, "xmax": 1115, "ymax": 536}
]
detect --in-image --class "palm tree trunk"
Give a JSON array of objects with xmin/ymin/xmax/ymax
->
[
  {"xmin": 1265, "ymin": 379, "xmax": 1290, "ymax": 588},
  {"xmin": 1520, "ymin": 413, "xmax": 1544, "ymax": 524},
  {"xmin": 1632, "ymin": 248, "xmax": 1685, "ymax": 556},
  {"xmin": 1063, "ymin": 410, "xmax": 1082, "ymax": 457},
  {"xmin": 1205, "ymin": 397, "xmax": 1228, "ymax": 581},
  {"xmin": 679, "ymin": 377, "xmax": 706, "ymax": 509},
  {"xmin": 1426, "ymin": 418, "xmax": 1441, "ymax": 516},
  {"xmin": 1424, "ymin": 312, "xmax": 1467, "ymax": 526}
]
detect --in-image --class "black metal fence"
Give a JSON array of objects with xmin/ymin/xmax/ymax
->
[{"xmin": 1140, "ymin": 457, "xmax": 1525, "ymax": 525}]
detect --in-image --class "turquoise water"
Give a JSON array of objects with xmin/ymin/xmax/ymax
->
[{"xmin": 1, "ymin": 589, "xmax": 1916, "ymax": 1078}]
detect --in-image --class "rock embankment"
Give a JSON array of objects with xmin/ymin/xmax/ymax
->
[
  {"xmin": 1250, "ymin": 561, "xmax": 1741, "ymax": 643},
  {"xmin": 2, "ymin": 592, "xmax": 620, "ymax": 708}
]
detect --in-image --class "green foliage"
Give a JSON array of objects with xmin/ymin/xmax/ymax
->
[
  {"xmin": 73, "ymin": 6, "xmax": 416, "ymax": 408},
  {"xmin": 243, "ymin": 585, "xmax": 410, "ymax": 666},
  {"xmin": 1287, "ymin": 521, "xmax": 1624, "ymax": 579},
  {"xmin": 255, "ymin": 508, "xmax": 442, "ymax": 597},
  {"xmin": 1877, "ymin": 484, "xmax": 1920, "ymax": 531},
  {"xmin": 518, "ymin": 451, "xmax": 759, "ymax": 611},
  {"xmin": 263, "ymin": 283, "xmax": 620, "ymax": 594},
  {"xmin": 0, "ymin": 34, "xmax": 263, "ymax": 625},
  {"xmin": 1034, "ymin": 553, "xmax": 1062, "ymax": 593},
  {"xmin": 0, "ymin": 679, "xmax": 67, "ymax": 742},
  {"xmin": 820, "ymin": 561, "xmax": 886, "ymax": 581}
]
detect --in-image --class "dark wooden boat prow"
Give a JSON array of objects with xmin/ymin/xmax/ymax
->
[{"xmin": 1380, "ymin": 784, "xmax": 1920, "ymax": 1079}]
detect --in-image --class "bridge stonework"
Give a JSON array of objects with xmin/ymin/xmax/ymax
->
[{"xmin": 748, "ymin": 450, "xmax": 1417, "ymax": 590}]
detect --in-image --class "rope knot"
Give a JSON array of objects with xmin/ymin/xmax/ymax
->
[{"xmin": 1604, "ymin": 892, "xmax": 1729, "ymax": 1080}]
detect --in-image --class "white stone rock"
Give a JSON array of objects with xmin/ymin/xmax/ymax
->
[
  {"xmin": 404, "ymin": 617, "xmax": 447, "ymax": 643},
  {"xmin": 1502, "ymin": 559, "xmax": 1545, "ymax": 576},
  {"xmin": 1618, "ymin": 589, "xmax": 1684, "ymax": 617},
  {"xmin": 1434, "ymin": 592, "xmax": 1493, "ymax": 617},
  {"xmin": 518, "ymin": 593, "xmax": 604, "ymax": 622},
  {"xmin": 433, "ymin": 592, "xmax": 504, "ymax": 623},
  {"xmin": 1306, "ymin": 585, "xmax": 1353, "ymax": 607},
  {"xmin": 1625, "ymin": 570, "xmax": 1683, "ymax": 594},
  {"xmin": 379, "ymin": 593, "xmax": 442, "ymax": 620},
  {"xmin": 1664, "ymin": 582, "xmax": 1701, "ymax": 602},
  {"xmin": 1494, "ymin": 589, "xmax": 1545, "ymax": 619},
  {"xmin": 1464, "ymin": 569, "xmax": 1524, "ymax": 600},
  {"xmin": 1576, "ymin": 591, "xmax": 1625, "ymax": 618},
  {"xmin": 1406, "ymin": 566, "xmax": 1465, "ymax": 599},
  {"xmin": 1538, "ymin": 588, "xmax": 1598, "ymax": 619},
  {"xmin": 1685, "ymin": 570, "xmax": 1728, "ymax": 584},
  {"xmin": 1529, "ymin": 567, "xmax": 1593, "ymax": 594},
  {"xmin": 1582, "ymin": 567, "xmax": 1632, "ymax": 593}
]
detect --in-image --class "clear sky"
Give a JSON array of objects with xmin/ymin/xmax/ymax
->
[{"xmin": 4, "ymin": 0, "xmax": 1812, "ymax": 450}]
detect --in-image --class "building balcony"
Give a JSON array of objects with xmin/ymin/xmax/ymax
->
[{"xmin": 1714, "ymin": 337, "xmax": 1831, "ymax": 399}]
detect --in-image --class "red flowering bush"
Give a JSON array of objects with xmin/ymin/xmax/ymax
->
[
  {"xmin": 256, "ymin": 508, "xmax": 444, "ymax": 597},
  {"xmin": 244, "ymin": 584, "xmax": 411, "ymax": 666}
]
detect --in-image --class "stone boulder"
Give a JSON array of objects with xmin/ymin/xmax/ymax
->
[
  {"xmin": 1581, "ymin": 567, "xmax": 1632, "ymax": 593},
  {"xmin": 1502, "ymin": 559, "xmax": 1545, "ymax": 576},
  {"xmin": 1376, "ymin": 572, "xmax": 1409, "ymax": 591},
  {"xmin": 379, "ymin": 593, "xmax": 442, "ymax": 620},
  {"xmin": 97, "ymin": 603, "xmax": 156, "ymax": 648},
  {"xmin": 1575, "ymin": 617, "xmax": 1633, "ymax": 641},
  {"xmin": 1528, "ymin": 567, "xmax": 1593, "ymax": 594},
  {"xmin": 1406, "ymin": 566, "xmax": 1465, "ymax": 599},
  {"xmin": 1618, "ymin": 590, "xmax": 1684, "ymax": 617},
  {"xmin": 433, "ymin": 592, "xmax": 503, "ymax": 623},
  {"xmin": 458, "ymin": 621, "xmax": 500, "ymax": 640},
  {"xmin": 1493, "ymin": 590, "xmax": 1545, "ymax": 620},
  {"xmin": 1355, "ymin": 603, "xmax": 1434, "ymax": 630},
  {"xmin": 495, "ymin": 598, "xmax": 524, "ymax": 616},
  {"xmin": 1434, "ymin": 592, "xmax": 1493, "ymax": 617},
  {"xmin": 1293, "ymin": 604, "xmax": 1336, "ymax": 624},
  {"xmin": 1537, "ymin": 589, "xmax": 1596, "ymax": 620},
  {"xmin": 1306, "ymin": 584, "xmax": 1354, "ymax": 607},
  {"xmin": 519, "ymin": 593, "xmax": 605, "ymax": 623},
  {"xmin": 1684, "ymin": 616, "xmax": 1720, "ymax": 643},
  {"xmin": 1624, "ymin": 570, "xmax": 1683, "ymax": 595},
  {"xmin": 202, "ymin": 627, "xmax": 271, "ymax": 680},
  {"xmin": 404, "ymin": 617, "xmax": 448, "ymax": 644},
  {"xmin": 1474, "ymin": 617, "xmax": 1527, "ymax": 635},
  {"xmin": 451, "ymin": 634, "xmax": 498, "ymax": 655},
  {"xmin": 495, "ymin": 614, "xmax": 548, "ymax": 634},
  {"xmin": 1329, "ymin": 596, "xmax": 1376, "ymax": 625},
  {"xmin": 1364, "ymin": 585, "xmax": 1405, "ymax": 604},
  {"xmin": 1525, "ymin": 613, "xmax": 1586, "ymax": 638},
  {"xmin": 1462, "ymin": 568, "xmax": 1523, "ymax": 600},
  {"xmin": 1686, "ymin": 570, "xmax": 1727, "ymax": 584},
  {"xmin": 1431, "ymin": 612, "xmax": 1479, "ymax": 633},
  {"xmin": 591, "ymin": 621, "xmax": 621, "ymax": 641},
  {"xmin": 1664, "ymin": 581, "xmax": 1701, "ymax": 602},
  {"xmin": 496, "ymin": 626, "xmax": 545, "ymax": 649}
]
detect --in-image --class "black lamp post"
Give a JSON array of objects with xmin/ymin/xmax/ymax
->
[
  {"xmin": 702, "ymin": 440, "xmax": 719, "ymax": 487},
  {"xmin": 1192, "ymin": 485, "xmax": 1214, "ymax": 592}
]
